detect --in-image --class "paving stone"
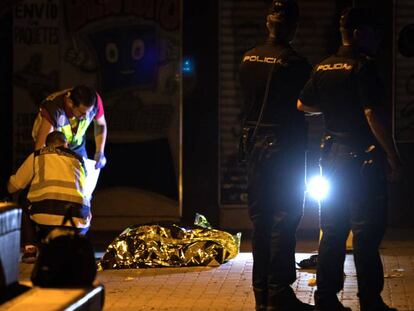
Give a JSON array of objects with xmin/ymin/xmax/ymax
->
[{"xmin": 16, "ymin": 237, "xmax": 414, "ymax": 310}]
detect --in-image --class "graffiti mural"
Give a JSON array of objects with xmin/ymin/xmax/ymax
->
[
  {"xmin": 13, "ymin": 53, "xmax": 59, "ymax": 105},
  {"xmin": 13, "ymin": 0, "xmax": 182, "ymax": 199},
  {"xmin": 13, "ymin": 0, "xmax": 60, "ymax": 166},
  {"xmin": 88, "ymin": 25, "xmax": 159, "ymax": 92}
]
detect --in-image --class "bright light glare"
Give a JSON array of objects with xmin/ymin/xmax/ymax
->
[
  {"xmin": 183, "ymin": 58, "xmax": 193, "ymax": 73},
  {"xmin": 307, "ymin": 175, "xmax": 330, "ymax": 201}
]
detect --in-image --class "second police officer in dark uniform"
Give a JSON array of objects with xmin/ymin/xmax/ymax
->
[
  {"xmin": 298, "ymin": 7, "xmax": 401, "ymax": 311},
  {"xmin": 239, "ymin": 1, "xmax": 313, "ymax": 310}
]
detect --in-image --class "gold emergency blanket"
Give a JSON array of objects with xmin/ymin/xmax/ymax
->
[{"xmin": 98, "ymin": 215, "xmax": 241, "ymax": 270}]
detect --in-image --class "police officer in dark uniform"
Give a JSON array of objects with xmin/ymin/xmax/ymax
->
[
  {"xmin": 239, "ymin": 1, "xmax": 312, "ymax": 310},
  {"xmin": 298, "ymin": 7, "xmax": 401, "ymax": 311}
]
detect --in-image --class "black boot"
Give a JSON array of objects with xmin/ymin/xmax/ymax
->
[
  {"xmin": 359, "ymin": 294, "xmax": 397, "ymax": 311},
  {"xmin": 253, "ymin": 288, "xmax": 267, "ymax": 311},
  {"xmin": 314, "ymin": 291, "xmax": 352, "ymax": 311},
  {"xmin": 266, "ymin": 285, "xmax": 313, "ymax": 311},
  {"xmin": 363, "ymin": 306, "xmax": 397, "ymax": 311}
]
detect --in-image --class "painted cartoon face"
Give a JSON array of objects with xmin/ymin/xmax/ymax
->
[{"xmin": 88, "ymin": 25, "xmax": 159, "ymax": 92}]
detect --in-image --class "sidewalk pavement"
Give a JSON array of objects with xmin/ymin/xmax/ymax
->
[{"xmin": 18, "ymin": 233, "xmax": 414, "ymax": 311}]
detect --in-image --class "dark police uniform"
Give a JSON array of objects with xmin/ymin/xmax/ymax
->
[
  {"xmin": 299, "ymin": 45, "xmax": 388, "ymax": 308},
  {"xmin": 239, "ymin": 40, "xmax": 311, "ymax": 301}
]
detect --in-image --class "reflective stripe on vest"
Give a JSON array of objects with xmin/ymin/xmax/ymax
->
[
  {"xmin": 30, "ymin": 213, "xmax": 91, "ymax": 228},
  {"xmin": 28, "ymin": 148, "xmax": 90, "ymax": 207},
  {"xmin": 59, "ymin": 118, "xmax": 90, "ymax": 147}
]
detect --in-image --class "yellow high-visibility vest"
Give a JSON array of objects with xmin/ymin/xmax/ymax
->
[{"xmin": 28, "ymin": 147, "xmax": 89, "ymax": 207}]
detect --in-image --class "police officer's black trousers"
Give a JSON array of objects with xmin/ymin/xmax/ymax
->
[
  {"xmin": 247, "ymin": 139, "xmax": 305, "ymax": 295},
  {"xmin": 316, "ymin": 143, "xmax": 387, "ymax": 307}
]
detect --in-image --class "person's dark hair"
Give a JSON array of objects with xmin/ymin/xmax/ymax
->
[
  {"xmin": 268, "ymin": 0, "xmax": 299, "ymax": 24},
  {"xmin": 267, "ymin": 0, "xmax": 299, "ymax": 41},
  {"xmin": 69, "ymin": 85, "xmax": 96, "ymax": 108},
  {"xmin": 340, "ymin": 7, "xmax": 375, "ymax": 33},
  {"xmin": 46, "ymin": 131, "xmax": 67, "ymax": 147}
]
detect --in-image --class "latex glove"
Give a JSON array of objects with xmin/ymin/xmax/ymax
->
[{"xmin": 94, "ymin": 152, "xmax": 107, "ymax": 169}]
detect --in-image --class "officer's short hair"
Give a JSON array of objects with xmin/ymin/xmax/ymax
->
[
  {"xmin": 268, "ymin": 0, "xmax": 299, "ymax": 25},
  {"xmin": 46, "ymin": 131, "xmax": 67, "ymax": 147},
  {"xmin": 340, "ymin": 7, "xmax": 375, "ymax": 32},
  {"xmin": 69, "ymin": 85, "xmax": 96, "ymax": 108}
]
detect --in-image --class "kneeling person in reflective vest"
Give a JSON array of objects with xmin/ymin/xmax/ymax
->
[{"xmin": 8, "ymin": 131, "xmax": 91, "ymax": 241}]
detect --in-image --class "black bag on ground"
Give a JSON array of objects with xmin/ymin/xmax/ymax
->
[{"xmin": 31, "ymin": 206, "xmax": 96, "ymax": 287}]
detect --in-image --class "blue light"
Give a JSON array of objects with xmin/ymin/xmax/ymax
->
[{"xmin": 183, "ymin": 58, "xmax": 193, "ymax": 73}]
